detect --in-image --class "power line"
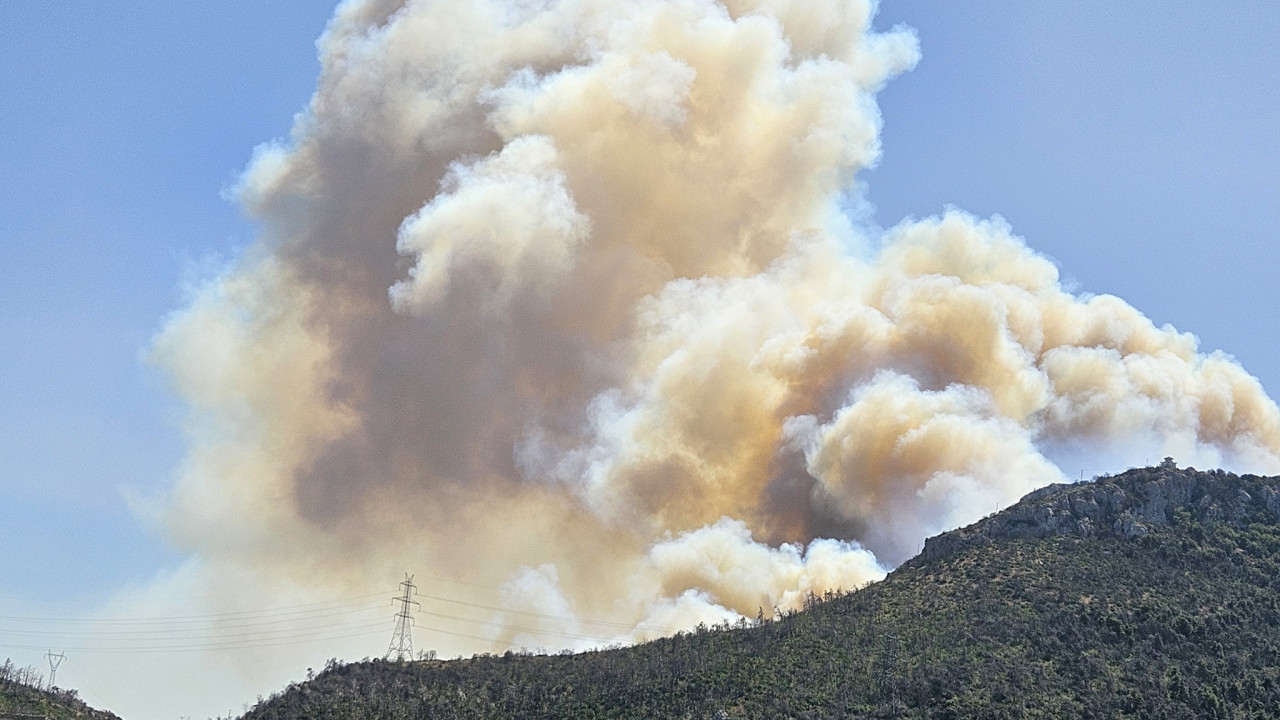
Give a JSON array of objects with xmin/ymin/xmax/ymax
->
[
  {"xmin": 418, "ymin": 608, "xmax": 620, "ymax": 644},
  {"xmin": 2, "ymin": 617, "xmax": 598, "ymax": 655},
  {"xmin": 0, "ymin": 580, "xmax": 694, "ymax": 658},
  {"xmin": 0, "ymin": 593, "xmax": 389, "ymax": 625},
  {"xmin": 0, "ymin": 611, "xmax": 641, "ymax": 656},
  {"xmin": 0, "ymin": 626, "xmax": 391, "ymax": 654},
  {"xmin": 416, "ymin": 592, "xmax": 681, "ymax": 633},
  {"xmin": 1, "ymin": 588, "xmax": 683, "ymax": 636},
  {"xmin": 0, "ymin": 606, "xmax": 388, "ymax": 639},
  {"xmin": 1, "ymin": 617, "xmax": 390, "ymax": 642}
]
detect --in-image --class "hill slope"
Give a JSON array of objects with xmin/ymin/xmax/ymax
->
[
  {"xmin": 0, "ymin": 663, "xmax": 121, "ymax": 720},
  {"xmin": 241, "ymin": 465, "xmax": 1280, "ymax": 719}
]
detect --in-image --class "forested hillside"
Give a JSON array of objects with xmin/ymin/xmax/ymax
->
[
  {"xmin": 0, "ymin": 660, "xmax": 120, "ymax": 720},
  {"xmin": 240, "ymin": 465, "xmax": 1280, "ymax": 719}
]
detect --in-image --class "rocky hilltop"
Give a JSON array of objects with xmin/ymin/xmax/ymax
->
[{"xmin": 921, "ymin": 463, "xmax": 1280, "ymax": 562}]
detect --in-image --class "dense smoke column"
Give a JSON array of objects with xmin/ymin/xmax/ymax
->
[{"xmin": 150, "ymin": 0, "xmax": 1280, "ymax": 652}]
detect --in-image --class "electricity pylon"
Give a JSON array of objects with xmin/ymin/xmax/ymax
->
[
  {"xmin": 46, "ymin": 651, "xmax": 65, "ymax": 687},
  {"xmin": 386, "ymin": 574, "xmax": 419, "ymax": 662}
]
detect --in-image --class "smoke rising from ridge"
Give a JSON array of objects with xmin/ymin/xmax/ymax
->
[{"xmin": 144, "ymin": 0, "xmax": 1280, "ymax": 677}]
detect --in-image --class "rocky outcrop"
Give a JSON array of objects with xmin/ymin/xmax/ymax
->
[{"xmin": 920, "ymin": 466, "xmax": 1280, "ymax": 562}]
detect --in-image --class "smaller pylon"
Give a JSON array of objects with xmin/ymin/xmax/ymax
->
[
  {"xmin": 46, "ymin": 651, "xmax": 66, "ymax": 688},
  {"xmin": 386, "ymin": 574, "xmax": 419, "ymax": 662}
]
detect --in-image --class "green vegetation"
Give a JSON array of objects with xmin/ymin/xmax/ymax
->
[
  {"xmin": 241, "ymin": 466, "xmax": 1280, "ymax": 719},
  {"xmin": 0, "ymin": 660, "xmax": 119, "ymax": 720}
]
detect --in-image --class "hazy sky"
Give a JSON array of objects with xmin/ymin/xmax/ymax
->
[{"xmin": 1, "ymin": 0, "xmax": 1277, "ymax": 714}]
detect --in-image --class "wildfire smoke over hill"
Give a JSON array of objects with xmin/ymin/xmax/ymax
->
[{"xmin": 143, "ymin": 0, "xmax": 1280, "ymax": 665}]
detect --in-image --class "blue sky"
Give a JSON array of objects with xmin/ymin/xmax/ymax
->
[
  {"xmin": 1, "ymin": 1, "xmax": 336, "ymax": 604},
  {"xmin": 866, "ymin": 3, "xmax": 1280, "ymax": 370},
  {"xmin": 1, "ymin": 0, "xmax": 1278, "ymax": 709}
]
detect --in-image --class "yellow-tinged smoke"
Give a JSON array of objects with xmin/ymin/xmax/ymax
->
[{"xmin": 149, "ymin": 0, "xmax": 1280, "ymax": 668}]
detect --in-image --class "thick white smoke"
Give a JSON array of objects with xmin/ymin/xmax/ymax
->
[{"xmin": 104, "ymin": 0, "xmax": 1280, "ymax": 714}]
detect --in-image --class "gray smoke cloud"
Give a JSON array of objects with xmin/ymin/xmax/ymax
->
[{"xmin": 93, "ymin": 0, "xmax": 1280, "ymax": 714}]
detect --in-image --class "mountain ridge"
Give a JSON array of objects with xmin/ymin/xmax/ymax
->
[
  {"xmin": 235, "ymin": 464, "xmax": 1280, "ymax": 719},
  {"xmin": 920, "ymin": 463, "xmax": 1280, "ymax": 562}
]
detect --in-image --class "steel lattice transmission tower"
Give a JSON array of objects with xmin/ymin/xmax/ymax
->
[
  {"xmin": 46, "ymin": 651, "xmax": 65, "ymax": 688},
  {"xmin": 386, "ymin": 574, "xmax": 420, "ymax": 662}
]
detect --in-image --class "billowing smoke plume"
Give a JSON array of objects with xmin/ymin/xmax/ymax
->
[{"xmin": 142, "ymin": 0, "xmax": 1280, "ymax": 685}]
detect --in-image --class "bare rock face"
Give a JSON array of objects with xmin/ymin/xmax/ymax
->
[{"xmin": 920, "ymin": 466, "xmax": 1280, "ymax": 562}]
